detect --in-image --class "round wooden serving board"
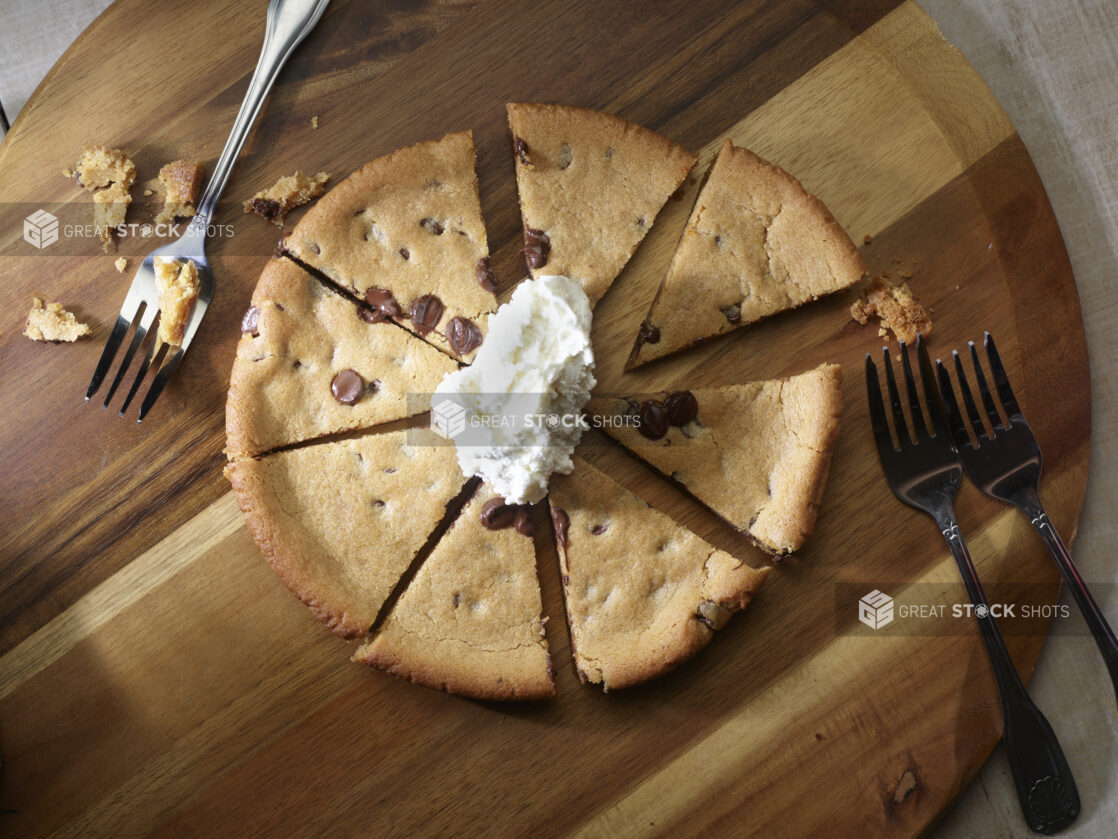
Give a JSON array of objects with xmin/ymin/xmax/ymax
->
[{"xmin": 0, "ymin": 0, "xmax": 1091, "ymax": 836}]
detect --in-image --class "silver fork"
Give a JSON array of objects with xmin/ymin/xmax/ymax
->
[
  {"xmin": 866, "ymin": 337, "xmax": 1079, "ymax": 835},
  {"xmin": 85, "ymin": 0, "xmax": 331, "ymax": 421},
  {"xmin": 936, "ymin": 333, "xmax": 1118, "ymax": 706}
]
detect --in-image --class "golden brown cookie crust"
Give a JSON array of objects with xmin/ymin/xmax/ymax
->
[
  {"xmin": 225, "ymin": 430, "xmax": 465, "ymax": 639},
  {"xmin": 284, "ymin": 131, "xmax": 495, "ymax": 361},
  {"xmin": 225, "ymin": 258, "xmax": 457, "ymax": 459},
  {"xmin": 549, "ymin": 457, "xmax": 769, "ymax": 691},
  {"xmin": 355, "ymin": 486, "xmax": 555, "ymax": 700},
  {"xmin": 631, "ymin": 140, "xmax": 866, "ymax": 367},
  {"xmin": 507, "ymin": 103, "xmax": 696, "ymax": 307},
  {"xmin": 590, "ymin": 364, "xmax": 844, "ymax": 554}
]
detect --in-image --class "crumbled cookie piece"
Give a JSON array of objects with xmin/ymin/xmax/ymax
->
[
  {"xmin": 310, "ymin": 115, "xmax": 319, "ymax": 130},
  {"xmin": 115, "ymin": 257, "xmax": 128, "ymax": 273},
  {"xmin": 155, "ymin": 160, "xmax": 205, "ymax": 224},
  {"xmin": 850, "ymin": 276, "xmax": 932, "ymax": 343},
  {"xmin": 24, "ymin": 297, "xmax": 91, "ymax": 342},
  {"xmin": 154, "ymin": 258, "xmax": 200, "ymax": 346},
  {"xmin": 75, "ymin": 145, "xmax": 136, "ymax": 191},
  {"xmin": 93, "ymin": 181, "xmax": 131, "ymax": 252},
  {"xmin": 243, "ymin": 171, "xmax": 329, "ymax": 226}
]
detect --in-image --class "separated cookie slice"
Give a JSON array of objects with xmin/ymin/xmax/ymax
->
[
  {"xmin": 284, "ymin": 131, "xmax": 496, "ymax": 361},
  {"xmin": 225, "ymin": 430, "xmax": 465, "ymax": 639},
  {"xmin": 355, "ymin": 486, "xmax": 555, "ymax": 701},
  {"xmin": 630, "ymin": 140, "xmax": 865, "ymax": 367},
  {"xmin": 507, "ymin": 103, "xmax": 696, "ymax": 307},
  {"xmin": 226, "ymin": 258, "xmax": 457, "ymax": 459},
  {"xmin": 549, "ymin": 457, "xmax": 769, "ymax": 691},
  {"xmin": 590, "ymin": 364, "xmax": 843, "ymax": 555}
]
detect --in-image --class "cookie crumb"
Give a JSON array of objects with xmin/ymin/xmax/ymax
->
[
  {"xmin": 154, "ymin": 258, "xmax": 200, "ymax": 346},
  {"xmin": 143, "ymin": 188, "xmax": 155, "ymax": 197},
  {"xmin": 114, "ymin": 257, "xmax": 128, "ymax": 273},
  {"xmin": 61, "ymin": 167, "xmax": 76, "ymax": 179},
  {"xmin": 850, "ymin": 276, "xmax": 932, "ymax": 343},
  {"xmin": 24, "ymin": 297, "xmax": 92, "ymax": 342},
  {"xmin": 863, "ymin": 234, "xmax": 872, "ymax": 244},
  {"xmin": 310, "ymin": 115, "xmax": 319, "ymax": 130},
  {"xmin": 155, "ymin": 160, "xmax": 205, "ymax": 224},
  {"xmin": 244, "ymin": 171, "xmax": 330, "ymax": 226}
]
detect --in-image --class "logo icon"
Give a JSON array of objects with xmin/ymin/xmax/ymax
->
[
  {"xmin": 858, "ymin": 589, "xmax": 894, "ymax": 629},
  {"xmin": 430, "ymin": 399, "xmax": 467, "ymax": 440},
  {"xmin": 24, "ymin": 209, "xmax": 60, "ymax": 250}
]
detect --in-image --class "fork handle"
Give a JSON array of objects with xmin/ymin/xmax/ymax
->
[
  {"xmin": 1022, "ymin": 497, "xmax": 1118, "ymax": 707},
  {"xmin": 190, "ymin": 0, "xmax": 332, "ymax": 229},
  {"xmin": 939, "ymin": 519, "xmax": 1080, "ymax": 834}
]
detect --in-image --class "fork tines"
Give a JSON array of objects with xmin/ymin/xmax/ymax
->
[
  {"xmin": 865, "ymin": 335, "xmax": 948, "ymax": 453},
  {"xmin": 85, "ymin": 301, "xmax": 171, "ymax": 421},
  {"xmin": 935, "ymin": 332, "xmax": 1023, "ymax": 449}
]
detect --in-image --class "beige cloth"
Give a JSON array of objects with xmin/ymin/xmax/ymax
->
[{"xmin": 1, "ymin": 0, "xmax": 1114, "ymax": 834}]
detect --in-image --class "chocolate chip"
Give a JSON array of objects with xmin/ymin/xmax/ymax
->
[
  {"xmin": 292, "ymin": 360, "xmax": 302, "ymax": 370},
  {"xmin": 480, "ymin": 497, "xmax": 518, "ymax": 530},
  {"xmin": 330, "ymin": 369, "xmax": 365, "ymax": 405},
  {"xmin": 514, "ymin": 506, "xmax": 536, "ymax": 537},
  {"xmin": 637, "ymin": 320, "xmax": 661, "ymax": 346},
  {"xmin": 638, "ymin": 401, "xmax": 669, "ymax": 440},
  {"xmin": 251, "ymin": 197, "xmax": 282, "ymax": 222},
  {"xmin": 373, "ymin": 500, "xmax": 385, "ymax": 508},
  {"xmin": 452, "ymin": 592, "xmax": 461, "ymax": 608},
  {"xmin": 636, "ymin": 216, "xmax": 646, "ymax": 227},
  {"xmin": 513, "ymin": 135, "xmax": 530, "ymax": 165},
  {"xmin": 409, "ymin": 294, "xmax": 444, "ymax": 335},
  {"xmin": 476, "ymin": 256, "xmax": 497, "ymax": 293},
  {"xmin": 591, "ymin": 523, "xmax": 608, "ymax": 535},
  {"xmin": 358, "ymin": 308, "xmax": 380, "ymax": 324},
  {"xmin": 420, "ymin": 217, "xmax": 444, "ymax": 235},
  {"xmin": 241, "ymin": 306, "xmax": 260, "ymax": 337},
  {"xmin": 521, "ymin": 228, "xmax": 550, "ymax": 270},
  {"xmin": 447, "ymin": 317, "xmax": 483, "ymax": 355},
  {"xmin": 551, "ymin": 506, "xmax": 570, "ymax": 549},
  {"xmin": 664, "ymin": 391, "xmax": 698, "ymax": 427},
  {"xmin": 365, "ymin": 287, "xmax": 402, "ymax": 319},
  {"xmin": 310, "ymin": 243, "xmax": 321, "ymax": 255},
  {"xmin": 721, "ymin": 304, "xmax": 742, "ymax": 324},
  {"xmin": 714, "ymin": 234, "xmax": 723, "ymax": 247},
  {"xmin": 399, "ymin": 247, "xmax": 409, "ymax": 260},
  {"xmin": 274, "ymin": 303, "xmax": 285, "ymax": 312}
]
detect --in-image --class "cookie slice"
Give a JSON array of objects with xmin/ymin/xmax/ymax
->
[
  {"xmin": 507, "ymin": 103, "xmax": 696, "ymax": 307},
  {"xmin": 549, "ymin": 457, "xmax": 768, "ymax": 691},
  {"xmin": 225, "ymin": 258, "xmax": 458, "ymax": 459},
  {"xmin": 226, "ymin": 430, "xmax": 465, "ymax": 639},
  {"xmin": 355, "ymin": 487, "xmax": 555, "ymax": 700},
  {"xmin": 591, "ymin": 364, "xmax": 843, "ymax": 555},
  {"xmin": 630, "ymin": 140, "xmax": 866, "ymax": 367},
  {"xmin": 284, "ymin": 131, "xmax": 496, "ymax": 361}
]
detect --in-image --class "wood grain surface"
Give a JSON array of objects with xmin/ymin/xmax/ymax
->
[{"xmin": 0, "ymin": 0, "xmax": 1091, "ymax": 836}]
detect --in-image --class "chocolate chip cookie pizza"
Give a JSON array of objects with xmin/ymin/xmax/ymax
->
[
  {"xmin": 589, "ymin": 364, "xmax": 844, "ymax": 555},
  {"xmin": 549, "ymin": 457, "xmax": 769, "ymax": 691},
  {"xmin": 225, "ymin": 257, "xmax": 456, "ymax": 459},
  {"xmin": 284, "ymin": 131, "xmax": 496, "ymax": 361},
  {"xmin": 507, "ymin": 103, "xmax": 696, "ymax": 307},
  {"xmin": 226, "ymin": 429, "xmax": 466, "ymax": 639},
  {"xmin": 630, "ymin": 139, "xmax": 865, "ymax": 367},
  {"xmin": 355, "ymin": 486, "xmax": 555, "ymax": 700}
]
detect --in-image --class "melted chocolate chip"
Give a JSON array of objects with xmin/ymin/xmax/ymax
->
[
  {"xmin": 365, "ymin": 287, "xmax": 402, "ymax": 319},
  {"xmin": 591, "ymin": 523, "xmax": 608, "ymax": 535},
  {"xmin": 358, "ymin": 308, "xmax": 380, "ymax": 324},
  {"xmin": 409, "ymin": 294, "xmax": 444, "ymax": 335},
  {"xmin": 447, "ymin": 317, "xmax": 483, "ymax": 355},
  {"xmin": 476, "ymin": 256, "xmax": 498, "ymax": 293},
  {"xmin": 331, "ymin": 369, "xmax": 365, "ymax": 405},
  {"xmin": 241, "ymin": 306, "xmax": 260, "ymax": 337},
  {"xmin": 637, "ymin": 320, "xmax": 661, "ymax": 346},
  {"xmin": 721, "ymin": 304, "xmax": 742, "ymax": 324},
  {"xmin": 638, "ymin": 401, "xmax": 670, "ymax": 440},
  {"xmin": 514, "ymin": 507, "xmax": 536, "ymax": 537},
  {"xmin": 551, "ymin": 506, "xmax": 570, "ymax": 549},
  {"xmin": 419, "ymin": 217, "xmax": 445, "ymax": 235},
  {"xmin": 480, "ymin": 497, "xmax": 518, "ymax": 530},
  {"xmin": 513, "ymin": 135, "xmax": 530, "ymax": 165},
  {"xmin": 251, "ymin": 197, "xmax": 282, "ymax": 222},
  {"xmin": 399, "ymin": 247, "xmax": 410, "ymax": 260},
  {"xmin": 664, "ymin": 391, "xmax": 698, "ymax": 426},
  {"xmin": 521, "ymin": 228, "xmax": 550, "ymax": 270}
]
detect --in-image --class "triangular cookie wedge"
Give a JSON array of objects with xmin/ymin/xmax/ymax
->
[
  {"xmin": 355, "ymin": 486, "xmax": 555, "ymax": 700},
  {"xmin": 225, "ymin": 258, "xmax": 458, "ymax": 459},
  {"xmin": 629, "ymin": 140, "xmax": 866, "ymax": 367},
  {"xmin": 590, "ymin": 364, "xmax": 843, "ymax": 555},
  {"xmin": 507, "ymin": 103, "xmax": 696, "ymax": 307},
  {"xmin": 284, "ymin": 131, "xmax": 497, "ymax": 361},
  {"xmin": 225, "ymin": 429, "xmax": 465, "ymax": 638},
  {"xmin": 548, "ymin": 457, "xmax": 769, "ymax": 691}
]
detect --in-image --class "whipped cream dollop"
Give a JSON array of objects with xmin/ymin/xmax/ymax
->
[{"xmin": 434, "ymin": 274, "xmax": 595, "ymax": 503}]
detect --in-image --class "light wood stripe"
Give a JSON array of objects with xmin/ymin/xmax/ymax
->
[{"xmin": 0, "ymin": 493, "xmax": 243, "ymax": 700}]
